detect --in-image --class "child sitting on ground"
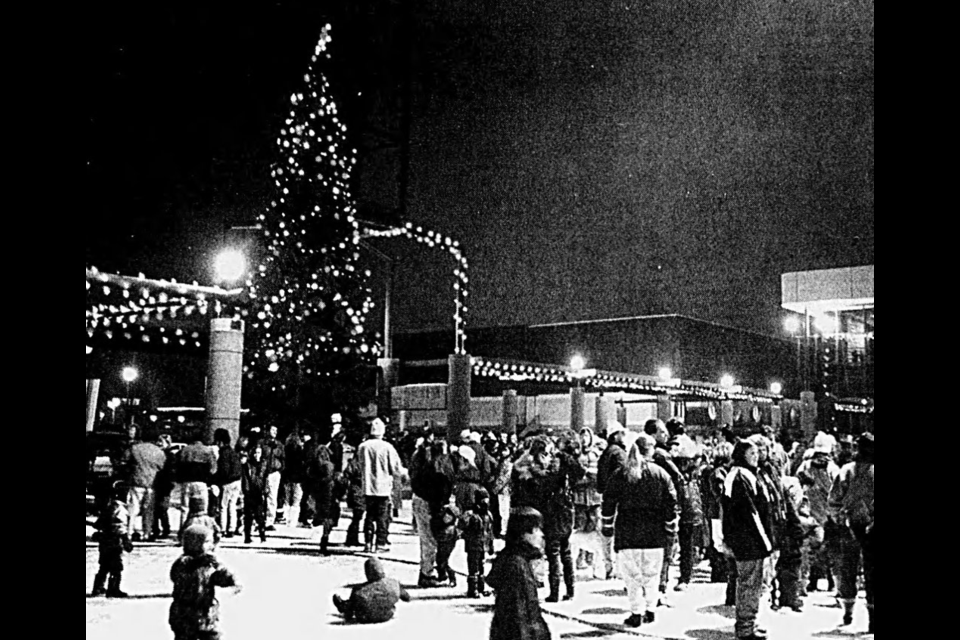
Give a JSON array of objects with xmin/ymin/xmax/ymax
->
[
  {"xmin": 91, "ymin": 481, "xmax": 134, "ymax": 598},
  {"xmin": 332, "ymin": 557, "xmax": 411, "ymax": 624},
  {"xmin": 459, "ymin": 488, "xmax": 495, "ymax": 598},
  {"xmin": 181, "ymin": 497, "xmax": 222, "ymax": 547},
  {"xmin": 169, "ymin": 524, "xmax": 241, "ymax": 640}
]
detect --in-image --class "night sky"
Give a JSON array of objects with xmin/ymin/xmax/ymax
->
[{"xmin": 83, "ymin": 0, "xmax": 874, "ymax": 341}]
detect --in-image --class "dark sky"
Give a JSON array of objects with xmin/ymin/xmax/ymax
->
[{"xmin": 83, "ymin": 0, "xmax": 874, "ymax": 342}]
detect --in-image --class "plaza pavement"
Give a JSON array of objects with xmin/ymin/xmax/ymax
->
[{"xmin": 86, "ymin": 503, "xmax": 873, "ymax": 640}]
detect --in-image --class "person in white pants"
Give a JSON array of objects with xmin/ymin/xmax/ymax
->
[{"xmin": 601, "ymin": 434, "xmax": 679, "ymax": 629}]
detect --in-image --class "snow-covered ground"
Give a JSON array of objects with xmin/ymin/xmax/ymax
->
[{"xmin": 86, "ymin": 506, "xmax": 873, "ymax": 640}]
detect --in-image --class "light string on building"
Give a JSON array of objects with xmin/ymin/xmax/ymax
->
[
  {"xmin": 362, "ymin": 221, "xmax": 470, "ymax": 355},
  {"xmin": 470, "ymin": 357, "xmax": 779, "ymax": 403}
]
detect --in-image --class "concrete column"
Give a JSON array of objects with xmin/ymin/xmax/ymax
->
[
  {"xmin": 721, "ymin": 399, "xmax": 735, "ymax": 428},
  {"xmin": 205, "ymin": 318, "xmax": 245, "ymax": 446},
  {"xmin": 378, "ymin": 357, "xmax": 400, "ymax": 416},
  {"xmin": 502, "ymin": 389, "xmax": 518, "ymax": 435},
  {"xmin": 771, "ymin": 403, "xmax": 783, "ymax": 429},
  {"xmin": 616, "ymin": 403, "xmax": 628, "ymax": 430},
  {"xmin": 86, "ymin": 379, "xmax": 101, "ymax": 433},
  {"xmin": 595, "ymin": 395, "xmax": 611, "ymax": 436},
  {"xmin": 657, "ymin": 394, "xmax": 673, "ymax": 423},
  {"xmin": 570, "ymin": 386, "xmax": 585, "ymax": 432},
  {"xmin": 447, "ymin": 354, "xmax": 472, "ymax": 442}
]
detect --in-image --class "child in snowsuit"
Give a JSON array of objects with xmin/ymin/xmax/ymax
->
[
  {"xmin": 240, "ymin": 444, "xmax": 269, "ymax": 544},
  {"xmin": 91, "ymin": 482, "xmax": 134, "ymax": 598},
  {"xmin": 181, "ymin": 497, "xmax": 222, "ymax": 547},
  {"xmin": 459, "ymin": 488, "xmax": 495, "ymax": 598},
  {"xmin": 431, "ymin": 498, "xmax": 462, "ymax": 587},
  {"xmin": 169, "ymin": 524, "xmax": 240, "ymax": 640},
  {"xmin": 332, "ymin": 557, "xmax": 411, "ymax": 624}
]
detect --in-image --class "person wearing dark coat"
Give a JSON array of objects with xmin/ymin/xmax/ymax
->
[
  {"xmin": 241, "ymin": 444, "xmax": 270, "ymax": 544},
  {"xmin": 722, "ymin": 439, "xmax": 774, "ymax": 640},
  {"xmin": 343, "ymin": 454, "xmax": 366, "ymax": 547},
  {"xmin": 644, "ymin": 419, "xmax": 686, "ymax": 598},
  {"xmin": 486, "ymin": 508, "xmax": 551, "ymax": 640},
  {"xmin": 595, "ymin": 422, "xmax": 629, "ymax": 580},
  {"xmin": 601, "ymin": 434, "xmax": 679, "ymax": 628},
  {"xmin": 460, "ymin": 488, "xmax": 495, "ymax": 598},
  {"xmin": 333, "ymin": 557, "xmax": 411, "ymax": 624},
  {"xmin": 305, "ymin": 438, "xmax": 336, "ymax": 555},
  {"xmin": 511, "ymin": 436, "xmax": 585, "ymax": 603}
]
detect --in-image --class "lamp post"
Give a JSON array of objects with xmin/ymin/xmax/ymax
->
[
  {"xmin": 570, "ymin": 355, "xmax": 587, "ymax": 432},
  {"xmin": 121, "ymin": 366, "xmax": 138, "ymax": 425},
  {"xmin": 207, "ymin": 249, "xmax": 247, "ymax": 445}
]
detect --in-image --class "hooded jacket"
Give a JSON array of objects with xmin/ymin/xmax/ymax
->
[
  {"xmin": 169, "ymin": 553, "xmax": 238, "ymax": 636},
  {"xmin": 486, "ymin": 541, "xmax": 551, "ymax": 640},
  {"xmin": 343, "ymin": 558, "xmax": 411, "ymax": 624},
  {"xmin": 601, "ymin": 458, "xmax": 678, "ymax": 551},
  {"xmin": 511, "ymin": 452, "xmax": 585, "ymax": 539},
  {"xmin": 596, "ymin": 440, "xmax": 628, "ymax": 495},
  {"xmin": 573, "ymin": 428, "xmax": 603, "ymax": 507}
]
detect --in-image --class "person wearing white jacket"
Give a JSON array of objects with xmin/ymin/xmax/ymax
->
[{"xmin": 357, "ymin": 418, "xmax": 405, "ymax": 553}]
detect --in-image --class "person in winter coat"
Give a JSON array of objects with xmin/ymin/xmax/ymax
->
[
  {"xmin": 595, "ymin": 421, "xmax": 629, "ymax": 580},
  {"xmin": 748, "ymin": 434, "xmax": 786, "ymax": 596},
  {"xmin": 674, "ymin": 453, "xmax": 705, "ymax": 591},
  {"xmin": 120, "ymin": 425, "xmax": 167, "ymax": 542},
  {"xmin": 828, "ymin": 432, "xmax": 874, "ymax": 633},
  {"xmin": 91, "ymin": 482, "xmax": 135, "ymax": 598},
  {"xmin": 702, "ymin": 443, "xmax": 734, "ymax": 587},
  {"xmin": 240, "ymin": 444, "xmax": 270, "ymax": 544},
  {"xmin": 722, "ymin": 439, "xmax": 775, "ymax": 640},
  {"xmin": 259, "ymin": 426, "xmax": 285, "ymax": 529},
  {"xmin": 431, "ymin": 495, "xmax": 462, "ymax": 588},
  {"xmin": 279, "ymin": 429, "xmax": 306, "ymax": 527},
  {"xmin": 357, "ymin": 419, "xmax": 405, "ymax": 553},
  {"xmin": 213, "ymin": 429, "xmax": 243, "ymax": 540},
  {"xmin": 774, "ymin": 476, "xmax": 818, "ymax": 611},
  {"xmin": 181, "ymin": 496, "xmax": 222, "ymax": 547},
  {"xmin": 796, "ymin": 441, "xmax": 840, "ymax": 593},
  {"xmin": 169, "ymin": 524, "xmax": 240, "ymax": 640},
  {"xmin": 491, "ymin": 443, "xmax": 514, "ymax": 538},
  {"xmin": 305, "ymin": 436, "xmax": 336, "ymax": 555},
  {"xmin": 601, "ymin": 434, "xmax": 679, "ymax": 628},
  {"xmin": 452, "ymin": 445, "xmax": 485, "ymax": 515},
  {"xmin": 643, "ymin": 419, "xmax": 686, "ymax": 598},
  {"xmin": 486, "ymin": 507, "xmax": 551, "ymax": 640},
  {"xmin": 333, "ymin": 557, "xmax": 411, "ymax": 624},
  {"xmin": 343, "ymin": 453, "xmax": 366, "ymax": 548},
  {"xmin": 460, "ymin": 488, "xmax": 495, "ymax": 598},
  {"xmin": 573, "ymin": 427, "xmax": 603, "ymax": 572},
  {"xmin": 512, "ymin": 435, "xmax": 586, "ymax": 603}
]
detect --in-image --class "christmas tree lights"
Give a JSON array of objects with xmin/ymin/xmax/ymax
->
[{"xmin": 245, "ymin": 24, "xmax": 378, "ymax": 390}]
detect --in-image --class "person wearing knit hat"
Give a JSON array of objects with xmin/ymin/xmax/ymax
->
[
  {"xmin": 169, "ymin": 524, "xmax": 240, "ymax": 640},
  {"xmin": 357, "ymin": 418, "xmax": 405, "ymax": 553},
  {"xmin": 459, "ymin": 429, "xmax": 472, "ymax": 444},
  {"xmin": 458, "ymin": 445, "xmax": 477, "ymax": 468},
  {"xmin": 181, "ymin": 497, "xmax": 222, "ymax": 547}
]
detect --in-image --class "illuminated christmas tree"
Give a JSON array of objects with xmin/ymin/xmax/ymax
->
[{"xmin": 246, "ymin": 24, "xmax": 379, "ymax": 404}]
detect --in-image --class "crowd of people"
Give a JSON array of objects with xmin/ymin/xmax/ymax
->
[{"xmin": 92, "ymin": 416, "xmax": 874, "ymax": 640}]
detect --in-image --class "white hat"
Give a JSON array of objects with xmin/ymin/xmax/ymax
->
[
  {"xmin": 606, "ymin": 421, "xmax": 626, "ymax": 437},
  {"xmin": 470, "ymin": 431, "xmax": 482, "ymax": 444},
  {"xmin": 813, "ymin": 431, "xmax": 834, "ymax": 455},
  {"xmin": 457, "ymin": 445, "xmax": 477, "ymax": 467},
  {"xmin": 460, "ymin": 429, "xmax": 472, "ymax": 444},
  {"xmin": 370, "ymin": 418, "xmax": 386, "ymax": 437}
]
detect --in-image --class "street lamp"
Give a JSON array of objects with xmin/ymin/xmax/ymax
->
[
  {"xmin": 570, "ymin": 354, "xmax": 586, "ymax": 374},
  {"xmin": 720, "ymin": 374, "xmax": 735, "ymax": 389},
  {"xmin": 658, "ymin": 367, "xmax": 673, "ymax": 381},
  {"xmin": 121, "ymin": 366, "xmax": 138, "ymax": 425},
  {"xmin": 214, "ymin": 249, "xmax": 247, "ymax": 285},
  {"xmin": 770, "ymin": 381, "xmax": 783, "ymax": 396}
]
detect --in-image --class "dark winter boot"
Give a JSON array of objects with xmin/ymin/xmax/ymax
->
[
  {"xmin": 467, "ymin": 576, "xmax": 479, "ymax": 599},
  {"xmin": 546, "ymin": 573, "xmax": 561, "ymax": 603},
  {"xmin": 478, "ymin": 576, "xmax": 488, "ymax": 597},
  {"xmin": 106, "ymin": 572, "xmax": 128, "ymax": 598},
  {"xmin": 447, "ymin": 567, "xmax": 458, "ymax": 588},
  {"xmin": 344, "ymin": 531, "xmax": 361, "ymax": 547},
  {"xmin": 841, "ymin": 599, "xmax": 855, "ymax": 626},
  {"xmin": 868, "ymin": 605, "xmax": 874, "ymax": 634},
  {"xmin": 320, "ymin": 535, "xmax": 330, "ymax": 556},
  {"xmin": 564, "ymin": 571, "xmax": 576, "ymax": 601},
  {"xmin": 91, "ymin": 570, "xmax": 108, "ymax": 597},
  {"xmin": 827, "ymin": 571, "xmax": 835, "ymax": 594}
]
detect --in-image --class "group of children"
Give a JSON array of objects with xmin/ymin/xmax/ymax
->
[{"xmin": 91, "ymin": 479, "xmax": 550, "ymax": 638}]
